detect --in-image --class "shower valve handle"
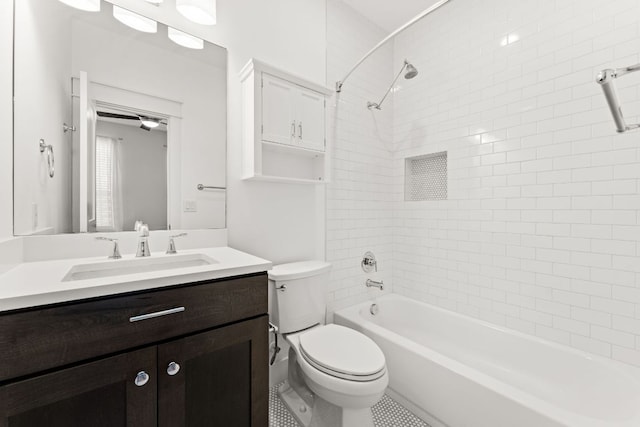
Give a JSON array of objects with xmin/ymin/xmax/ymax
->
[{"xmin": 361, "ymin": 251, "xmax": 377, "ymax": 273}]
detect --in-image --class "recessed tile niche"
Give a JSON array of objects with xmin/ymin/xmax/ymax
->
[{"xmin": 405, "ymin": 152, "xmax": 447, "ymax": 201}]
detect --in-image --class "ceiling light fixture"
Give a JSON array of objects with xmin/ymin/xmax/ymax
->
[
  {"xmin": 113, "ymin": 6, "xmax": 158, "ymax": 33},
  {"xmin": 139, "ymin": 117, "xmax": 161, "ymax": 129},
  {"xmin": 167, "ymin": 27, "xmax": 204, "ymax": 50},
  {"xmin": 145, "ymin": 0, "xmax": 163, "ymax": 4},
  {"xmin": 57, "ymin": 0, "xmax": 100, "ymax": 12},
  {"xmin": 176, "ymin": 0, "xmax": 216, "ymax": 26}
]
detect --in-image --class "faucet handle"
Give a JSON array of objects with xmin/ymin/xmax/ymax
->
[
  {"xmin": 361, "ymin": 251, "xmax": 377, "ymax": 272},
  {"xmin": 139, "ymin": 224, "xmax": 149, "ymax": 237},
  {"xmin": 95, "ymin": 237, "xmax": 122, "ymax": 259},
  {"xmin": 166, "ymin": 233, "xmax": 187, "ymax": 255}
]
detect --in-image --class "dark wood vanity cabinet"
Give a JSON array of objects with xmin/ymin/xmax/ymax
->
[
  {"xmin": 0, "ymin": 347, "xmax": 158, "ymax": 427},
  {"xmin": 0, "ymin": 272, "xmax": 268, "ymax": 427}
]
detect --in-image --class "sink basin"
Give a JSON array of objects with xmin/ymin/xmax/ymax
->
[{"xmin": 62, "ymin": 253, "xmax": 218, "ymax": 282}]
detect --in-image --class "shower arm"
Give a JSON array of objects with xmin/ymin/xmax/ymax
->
[
  {"xmin": 367, "ymin": 61, "xmax": 409, "ymax": 110},
  {"xmin": 596, "ymin": 63, "xmax": 640, "ymax": 132},
  {"xmin": 335, "ymin": 0, "xmax": 451, "ymax": 93}
]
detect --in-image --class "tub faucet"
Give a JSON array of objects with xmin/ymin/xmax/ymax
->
[
  {"xmin": 136, "ymin": 224, "xmax": 151, "ymax": 257},
  {"xmin": 366, "ymin": 279, "xmax": 384, "ymax": 290}
]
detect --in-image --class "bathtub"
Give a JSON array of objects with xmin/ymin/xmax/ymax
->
[{"xmin": 334, "ymin": 294, "xmax": 640, "ymax": 427}]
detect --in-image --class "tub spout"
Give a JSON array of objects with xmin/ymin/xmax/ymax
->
[{"xmin": 366, "ymin": 279, "xmax": 384, "ymax": 290}]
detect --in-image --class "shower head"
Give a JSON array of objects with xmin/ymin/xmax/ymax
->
[
  {"xmin": 367, "ymin": 59, "xmax": 419, "ymax": 110},
  {"xmin": 404, "ymin": 63, "xmax": 418, "ymax": 79}
]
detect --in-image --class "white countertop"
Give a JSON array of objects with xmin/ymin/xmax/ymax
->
[{"xmin": 0, "ymin": 246, "xmax": 272, "ymax": 312}]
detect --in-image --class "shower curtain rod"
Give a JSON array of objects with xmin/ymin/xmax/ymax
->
[{"xmin": 335, "ymin": 0, "xmax": 452, "ymax": 93}]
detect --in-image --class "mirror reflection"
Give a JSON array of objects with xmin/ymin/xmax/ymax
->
[
  {"xmin": 93, "ymin": 108, "xmax": 168, "ymax": 232},
  {"xmin": 13, "ymin": 0, "xmax": 227, "ymax": 235}
]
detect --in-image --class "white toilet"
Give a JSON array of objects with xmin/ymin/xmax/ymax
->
[{"xmin": 269, "ymin": 261, "xmax": 388, "ymax": 427}]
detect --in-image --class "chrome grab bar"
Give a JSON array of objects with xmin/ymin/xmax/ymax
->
[
  {"xmin": 129, "ymin": 307, "xmax": 185, "ymax": 322},
  {"xmin": 596, "ymin": 63, "xmax": 640, "ymax": 133},
  {"xmin": 197, "ymin": 184, "xmax": 226, "ymax": 191}
]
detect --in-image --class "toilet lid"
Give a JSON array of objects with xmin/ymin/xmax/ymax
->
[{"xmin": 299, "ymin": 324, "xmax": 386, "ymax": 381}]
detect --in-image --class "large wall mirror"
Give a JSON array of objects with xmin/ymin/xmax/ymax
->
[{"xmin": 13, "ymin": 0, "xmax": 227, "ymax": 235}]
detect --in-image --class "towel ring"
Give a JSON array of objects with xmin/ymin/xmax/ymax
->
[{"xmin": 39, "ymin": 139, "xmax": 54, "ymax": 178}]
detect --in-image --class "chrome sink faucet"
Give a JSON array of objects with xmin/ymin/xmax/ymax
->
[
  {"xmin": 95, "ymin": 237, "xmax": 121, "ymax": 259},
  {"xmin": 166, "ymin": 233, "xmax": 187, "ymax": 254},
  {"xmin": 136, "ymin": 224, "xmax": 151, "ymax": 257}
]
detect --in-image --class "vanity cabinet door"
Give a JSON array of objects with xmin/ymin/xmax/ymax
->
[
  {"xmin": 158, "ymin": 315, "xmax": 268, "ymax": 427},
  {"xmin": 0, "ymin": 347, "xmax": 156, "ymax": 427}
]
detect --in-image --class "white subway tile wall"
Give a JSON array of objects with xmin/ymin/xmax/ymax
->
[
  {"xmin": 326, "ymin": 0, "xmax": 395, "ymax": 315},
  {"xmin": 391, "ymin": 0, "xmax": 640, "ymax": 366},
  {"xmin": 326, "ymin": 0, "xmax": 640, "ymax": 366}
]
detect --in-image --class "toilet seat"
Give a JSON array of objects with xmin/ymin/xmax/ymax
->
[{"xmin": 298, "ymin": 324, "xmax": 386, "ymax": 382}]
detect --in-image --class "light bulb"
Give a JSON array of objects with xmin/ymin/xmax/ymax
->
[
  {"xmin": 168, "ymin": 27, "xmax": 204, "ymax": 50},
  {"xmin": 176, "ymin": 0, "xmax": 216, "ymax": 26},
  {"xmin": 57, "ymin": 0, "xmax": 100, "ymax": 12},
  {"xmin": 113, "ymin": 6, "xmax": 157, "ymax": 33}
]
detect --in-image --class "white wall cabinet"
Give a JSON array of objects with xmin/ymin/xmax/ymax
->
[{"xmin": 241, "ymin": 59, "xmax": 331, "ymax": 184}]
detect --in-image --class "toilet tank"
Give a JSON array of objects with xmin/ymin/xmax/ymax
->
[{"xmin": 269, "ymin": 261, "xmax": 332, "ymax": 334}]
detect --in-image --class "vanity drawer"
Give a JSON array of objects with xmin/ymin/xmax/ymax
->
[{"xmin": 0, "ymin": 272, "xmax": 267, "ymax": 382}]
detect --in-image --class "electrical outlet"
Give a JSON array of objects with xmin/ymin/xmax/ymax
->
[{"xmin": 183, "ymin": 200, "xmax": 197, "ymax": 212}]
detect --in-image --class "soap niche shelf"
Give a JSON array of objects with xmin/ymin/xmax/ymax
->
[{"xmin": 240, "ymin": 58, "xmax": 332, "ymax": 184}]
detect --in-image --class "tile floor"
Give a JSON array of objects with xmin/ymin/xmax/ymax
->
[{"xmin": 269, "ymin": 383, "xmax": 430, "ymax": 427}]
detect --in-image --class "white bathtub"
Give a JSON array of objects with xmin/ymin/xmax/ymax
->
[{"xmin": 334, "ymin": 294, "xmax": 640, "ymax": 427}]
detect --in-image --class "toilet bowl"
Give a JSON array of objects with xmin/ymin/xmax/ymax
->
[{"xmin": 269, "ymin": 261, "xmax": 389, "ymax": 427}]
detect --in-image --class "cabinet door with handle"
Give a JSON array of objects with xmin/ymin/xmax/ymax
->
[
  {"xmin": 0, "ymin": 347, "xmax": 157, "ymax": 427},
  {"xmin": 262, "ymin": 74, "xmax": 296, "ymax": 146},
  {"xmin": 158, "ymin": 315, "xmax": 268, "ymax": 427},
  {"xmin": 296, "ymin": 87, "xmax": 326, "ymax": 152}
]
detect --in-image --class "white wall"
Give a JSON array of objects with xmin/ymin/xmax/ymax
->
[
  {"xmin": 101, "ymin": 0, "xmax": 327, "ymax": 262},
  {"xmin": 3, "ymin": 0, "xmax": 326, "ymax": 262},
  {"xmin": 13, "ymin": 0, "xmax": 73, "ymax": 235},
  {"xmin": 95, "ymin": 121, "xmax": 167, "ymax": 231},
  {"xmin": 0, "ymin": 0, "xmax": 12, "ymax": 240},
  {"xmin": 325, "ymin": 0, "xmax": 395, "ymax": 315},
  {"xmin": 392, "ymin": 0, "xmax": 640, "ymax": 366}
]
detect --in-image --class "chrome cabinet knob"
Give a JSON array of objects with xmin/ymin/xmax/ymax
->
[
  {"xmin": 167, "ymin": 361, "xmax": 181, "ymax": 376},
  {"xmin": 134, "ymin": 371, "xmax": 150, "ymax": 387}
]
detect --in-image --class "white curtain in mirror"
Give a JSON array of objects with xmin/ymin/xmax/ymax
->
[{"xmin": 95, "ymin": 135, "xmax": 123, "ymax": 232}]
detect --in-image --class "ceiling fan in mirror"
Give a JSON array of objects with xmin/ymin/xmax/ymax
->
[{"xmin": 96, "ymin": 110, "xmax": 167, "ymax": 131}]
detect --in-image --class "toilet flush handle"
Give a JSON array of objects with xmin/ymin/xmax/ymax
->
[{"xmin": 276, "ymin": 284, "xmax": 287, "ymax": 292}]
